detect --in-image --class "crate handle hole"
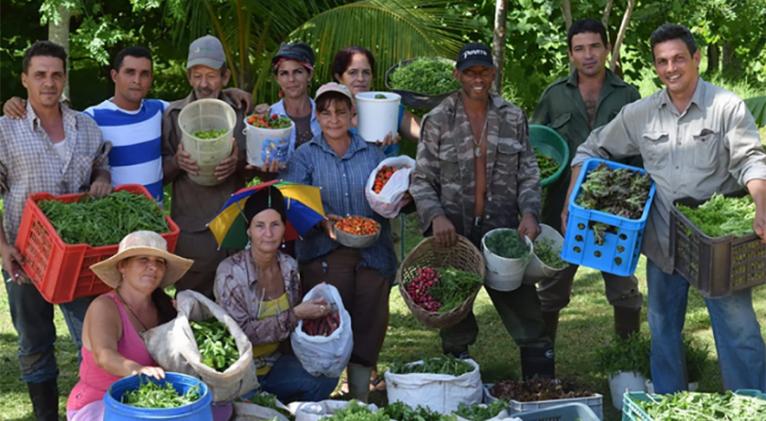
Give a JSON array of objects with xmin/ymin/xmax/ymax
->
[
  {"xmin": 616, "ymin": 245, "xmax": 625, "ymax": 253},
  {"xmin": 619, "ymin": 233, "xmax": 628, "ymax": 241},
  {"xmin": 577, "ymin": 223, "xmax": 586, "ymax": 230},
  {"xmin": 573, "ymin": 246, "xmax": 582, "ymax": 253},
  {"xmin": 614, "ymin": 257, "xmax": 623, "ymax": 265},
  {"xmin": 575, "ymin": 235, "xmax": 583, "ymax": 242},
  {"xmin": 594, "ymin": 250, "xmax": 602, "ymax": 257}
]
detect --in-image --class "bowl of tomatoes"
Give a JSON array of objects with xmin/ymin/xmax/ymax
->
[{"xmin": 333, "ymin": 216, "xmax": 381, "ymax": 248}]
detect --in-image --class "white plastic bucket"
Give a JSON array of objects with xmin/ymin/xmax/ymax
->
[
  {"xmin": 355, "ymin": 91, "xmax": 401, "ymax": 143},
  {"xmin": 481, "ymin": 228, "xmax": 532, "ymax": 292},
  {"xmin": 608, "ymin": 371, "xmax": 646, "ymax": 410},
  {"xmin": 243, "ymin": 118, "xmax": 294, "ymax": 167},
  {"xmin": 178, "ymin": 98, "xmax": 236, "ymax": 186},
  {"xmin": 524, "ymin": 224, "xmax": 567, "ymax": 283}
]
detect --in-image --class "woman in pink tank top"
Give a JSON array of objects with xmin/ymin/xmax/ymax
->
[{"xmin": 66, "ymin": 231, "xmax": 193, "ymax": 420}]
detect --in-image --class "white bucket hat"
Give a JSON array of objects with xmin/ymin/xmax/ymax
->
[{"xmin": 90, "ymin": 231, "xmax": 193, "ymax": 289}]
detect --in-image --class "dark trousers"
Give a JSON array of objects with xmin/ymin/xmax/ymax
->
[
  {"xmin": 300, "ymin": 248, "xmax": 389, "ymax": 367},
  {"xmin": 3, "ymin": 270, "xmax": 92, "ymax": 383}
]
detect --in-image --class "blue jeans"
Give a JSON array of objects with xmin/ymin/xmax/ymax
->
[
  {"xmin": 257, "ymin": 354, "xmax": 338, "ymax": 403},
  {"xmin": 3, "ymin": 271, "xmax": 92, "ymax": 383},
  {"xmin": 646, "ymin": 260, "xmax": 766, "ymax": 393}
]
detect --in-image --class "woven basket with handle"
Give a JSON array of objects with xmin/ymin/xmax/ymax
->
[{"xmin": 396, "ymin": 235, "xmax": 485, "ymax": 329}]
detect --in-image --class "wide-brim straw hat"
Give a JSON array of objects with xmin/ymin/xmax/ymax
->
[{"xmin": 90, "ymin": 231, "xmax": 193, "ymax": 289}]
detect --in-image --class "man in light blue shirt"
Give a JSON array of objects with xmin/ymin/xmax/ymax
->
[{"xmin": 567, "ymin": 24, "xmax": 766, "ymax": 393}]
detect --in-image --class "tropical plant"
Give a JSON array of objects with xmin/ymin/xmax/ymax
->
[
  {"xmin": 595, "ymin": 332, "xmax": 651, "ymax": 378},
  {"xmin": 745, "ymin": 96, "xmax": 766, "ymax": 128}
]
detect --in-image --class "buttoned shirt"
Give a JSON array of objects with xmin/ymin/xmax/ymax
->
[
  {"xmin": 0, "ymin": 102, "xmax": 109, "ymax": 244},
  {"xmin": 280, "ymin": 132, "xmax": 397, "ymax": 278},
  {"xmin": 411, "ymin": 92, "xmax": 541, "ymax": 239},
  {"xmin": 532, "ymin": 70, "xmax": 640, "ymax": 230},
  {"xmin": 573, "ymin": 78, "xmax": 766, "ymax": 273}
]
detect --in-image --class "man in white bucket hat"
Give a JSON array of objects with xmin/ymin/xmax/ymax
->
[{"xmin": 161, "ymin": 35, "xmax": 254, "ymax": 297}]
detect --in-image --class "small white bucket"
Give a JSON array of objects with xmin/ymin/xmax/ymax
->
[
  {"xmin": 178, "ymin": 98, "xmax": 236, "ymax": 186},
  {"xmin": 481, "ymin": 228, "xmax": 532, "ymax": 292},
  {"xmin": 355, "ymin": 91, "xmax": 401, "ymax": 143},
  {"xmin": 608, "ymin": 371, "xmax": 646, "ymax": 410},
  {"xmin": 243, "ymin": 118, "xmax": 294, "ymax": 167},
  {"xmin": 524, "ymin": 223, "xmax": 567, "ymax": 283}
]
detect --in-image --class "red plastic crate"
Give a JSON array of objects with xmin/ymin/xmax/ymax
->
[{"xmin": 15, "ymin": 184, "xmax": 180, "ymax": 304}]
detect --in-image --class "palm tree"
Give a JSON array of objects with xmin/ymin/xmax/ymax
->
[{"xmin": 163, "ymin": 0, "xmax": 479, "ymax": 101}]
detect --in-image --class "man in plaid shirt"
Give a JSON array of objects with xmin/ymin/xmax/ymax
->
[{"xmin": 0, "ymin": 41, "xmax": 110, "ymax": 420}]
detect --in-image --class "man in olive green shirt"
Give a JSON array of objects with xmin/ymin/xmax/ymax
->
[{"xmin": 531, "ymin": 19, "xmax": 642, "ymax": 342}]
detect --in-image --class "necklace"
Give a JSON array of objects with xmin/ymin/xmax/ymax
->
[
  {"xmin": 472, "ymin": 115, "xmax": 489, "ymax": 158},
  {"xmin": 116, "ymin": 290, "xmax": 149, "ymax": 333}
]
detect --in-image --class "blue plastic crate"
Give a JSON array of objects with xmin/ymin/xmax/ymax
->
[
  {"xmin": 561, "ymin": 158, "xmax": 656, "ymax": 276},
  {"xmin": 621, "ymin": 389, "xmax": 766, "ymax": 421},
  {"xmin": 515, "ymin": 403, "xmax": 599, "ymax": 421}
]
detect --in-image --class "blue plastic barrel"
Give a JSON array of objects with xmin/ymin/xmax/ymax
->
[{"xmin": 104, "ymin": 372, "xmax": 213, "ymax": 420}]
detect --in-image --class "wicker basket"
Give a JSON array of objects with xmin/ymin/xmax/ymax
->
[{"xmin": 396, "ymin": 235, "xmax": 485, "ymax": 329}]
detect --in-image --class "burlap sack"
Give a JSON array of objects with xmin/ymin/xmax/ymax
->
[{"xmin": 143, "ymin": 290, "xmax": 258, "ymax": 402}]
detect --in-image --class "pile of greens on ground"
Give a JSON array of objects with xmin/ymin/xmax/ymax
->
[
  {"xmin": 535, "ymin": 151, "xmax": 559, "ymax": 180},
  {"xmin": 635, "ymin": 391, "xmax": 766, "ymax": 420},
  {"xmin": 484, "ymin": 229, "xmax": 529, "ymax": 259},
  {"xmin": 490, "ymin": 377, "xmax": 594, "ymax": 402},
  {"xmin": 389, "ymin": 57, "xmax": 460, "ymax": 95},
  {"xmin": 576, "ymin": 163, "xmax": 651, "ymax": 244},
  {"xmin": 454, "ymin": 400, "xmax": 508, "ymax": 421},
  {"xmin": 190, "ymin": 319, "xmax": 239, "ymax": 372},
  {"xmin": 193, "ymin": 128, "xmax": 227, "ymax": 139},
  {"xmin": 121, "ymin": 380, "xmax": 200, "ymax": 408},
  {"xmin": 388, "ymin": 355, "xmax": 474, "ymax": 376},
  {"xmin": 676, "ymin": 193, "xmax": 755, "ymax": 237},
  {"xmin": 243, "ymin": 391, "xmax": 291, "ymax": 417},
  {"xmin": 39, "ymin": 190, "xmax": 168, "ymax": 246},
  {"xmin": 533, "ymin": 238, "xmax": 566, "ymax": 269},
  {"xmin": 382, "ymin": 402, "xmax": 455, "ymax": 421}
]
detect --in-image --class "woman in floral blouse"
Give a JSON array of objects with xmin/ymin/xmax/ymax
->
[{"xmin": 214, "ymin": 187, "xmax": 338, "ymax": 402}]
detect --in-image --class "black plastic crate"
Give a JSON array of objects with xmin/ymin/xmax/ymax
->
[{"xmin": 670, "ymin": 193, "xmax": 766, "ymax": 297}]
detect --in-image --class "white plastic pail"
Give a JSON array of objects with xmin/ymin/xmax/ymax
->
[
  {"xmin": 178, "ymin": 99, "xmax": 236, "ymax": 186},
  {"xmin": 355, "ymin": 91, "xmax": 401, "ymax": 143},
  {"xmin": 481, "ymin": 228, "xmax": 532, "ymax": 292},
  {"xmin": 243, "ymin": 118, "xmax": 294, "ymax": 167}
]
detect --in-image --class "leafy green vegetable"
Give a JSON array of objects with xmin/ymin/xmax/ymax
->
[
  {"xmin": 533, "ymin": 238, "xmax": 566, "ymax": 269},
  {"xmin": 191, "ymin": 319, "xmax": 239, "ymax": 372},
  {"xmin": 243, "ymin": 391, "xmax": 291, "ymax": 418},
  {"xmin": 389, "ymin": 57, "xmax": 459, "ymax": 95},
  {"xmin": 454, "ymin": 400, "xmax": 508, "ymax": 421},
  {"xmin": 373, "ymin": 93, "xmax": 387, "ymax": 99},
  {"xmin": 595, "ymin": 332, "xmax": 651, "ymax": 377},
  {"xmin": 320, "ymin": 400, "xmax": 388, "ymax": 421},
  {"xmin": 194, "ymin": 128, "xmax": 228, "ymax": 139},
  {"xmin": 636, "ymin": 391, "xmax": 766, "ymax": 420},
  {"xmin": 576, "ymin": 163, "xmax": 651, "ymax": 244},
  {"xmin": 429, "ymin": 267, "xmax": 483, "ymax": 313},
  {"xmin": 388, "ymin": 355, "xmax": 474, "ymax": 376},
  {"xmin": 382, "ymin": 402, "xmax": 456, "ymax": 421},
  {"xmin": 677, "ymin": 193, "xmax": 755, "ymax": 237},
  {"xmin": 39, "ymin": 191, "xmax": 168, "ymax": 246},
  {"xmin": 484, "ymin": 229, "xmax": 529, "ymax": 259},
  {"xmin": 535, "ymin": 152, "xmax": 559, "ymax": 180},
  {"xmin": 121, "ymin": 379, "xmax": 200, "ymax": 408}
]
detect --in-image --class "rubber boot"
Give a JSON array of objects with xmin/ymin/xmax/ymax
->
[
  {"xmin": 27, "ymin": 379, "xmax": 59, "ymax": 421},
  {"xmin": 347, "ymin": 363, "xmax": 373, "ymax": 402},
  {"xmin": 541, "ymin": 310, "xmax": 560, "ymax": 344},
  {"xmin": 520, "ymin": 346, "xmax": 556, "ymax": 380},
  {"xmin": 614, "ymin": 306, "xmax": 641, "ymax": 340}
]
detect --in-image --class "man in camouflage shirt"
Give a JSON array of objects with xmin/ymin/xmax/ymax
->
[
  {"xmin": 531, "ymin": 19, "xmax": 642, "ymax": 343},
  {"xmin": 411, "ymin": 42, "xmax": 554, "ymax": 378}
]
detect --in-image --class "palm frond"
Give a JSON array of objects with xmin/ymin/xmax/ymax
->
[{"xmin": 745, "ymin": 96, "xmax": 766, "ymax": 128}]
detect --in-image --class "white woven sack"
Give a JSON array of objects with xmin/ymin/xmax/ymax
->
[
  {"xmin": 365, "ymin": 155, "xmax": 416, "ymax": 218},
  {"xmin": 384, "ymin": 358, "xmax": 483, "ymax": 414},
  {"xmin": 289, "ymin": 400, "xmax": 378, "ymax": 421},
  {"xmin": 290, "ymin": 283, "xmax": 353, "ymax": 377},
  {"xmin": 232, "ymin": 401, "xmax": 290, "ymax": 421},
  {"xmin": 143, "ymin": 290, "xmax": 259, "ymax": 402}
]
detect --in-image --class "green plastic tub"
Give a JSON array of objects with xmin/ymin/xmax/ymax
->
[{"xmin": 529, "ymin": 124, "xmax": 569, "ymax": 187}]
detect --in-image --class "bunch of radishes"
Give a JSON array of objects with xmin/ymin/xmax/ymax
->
[{"xmin": 406, "ymin": 267, "xmax": 442, "ymax": 312}]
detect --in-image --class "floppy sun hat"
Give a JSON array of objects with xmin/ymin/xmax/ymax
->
[{"xmin": 90, "ymin": 231, "xmax": 193, "ymax": 289}]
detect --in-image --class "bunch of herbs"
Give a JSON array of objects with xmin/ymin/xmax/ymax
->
[
  {"xmin": 382, "ymin": 402, "xmax": 455, "ymax": 421},
  {"xmin": 595, "ymin": 332, "xmax": 651, "ymax": 378},
  {"xmin": 428, "ymin": 267, "xmax": 483, "ymax": 313},
  {"xmin": 484, "ymin": 229, "xmax": 529, "ymax": 259},
  {"xmin": 121, "ymin": 379, "xmax": 200, "ymax": 408},
  {"xmin": 454, "ymin": 400, "xmax": 508, "ymax": 421},
  {"xmin": 320, "ymin": 400, "xmax": 388, "ymax": 421},
  {"xmin": 190, "ymin": 318, "xmax": 239, "ymax": 372},
  {"xmin": 535, "ymin": 152, "xmax": 559, "ymax": 180},
  {"xmin": 533, "ymin": 238, "xmax": 566, "ymax": 269},
  {"xmin": 388, "ymin": 355, "xmax": 474, "ymax": 376},
  {"xmin": 677, "ymin": 193, "xmax": 755, "ymax": 237},
  {"xmin": 389, "ymin": 58, "xmax": 459, "ymax": 95},
  {"xmin": 636, "ymin": 391, "xmax": 766, "ymax": 420}
]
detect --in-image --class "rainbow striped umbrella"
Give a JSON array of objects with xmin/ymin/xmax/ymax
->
[{"xmin": 208, "ymin": 179, "xmax": 325, "ymax": 249}]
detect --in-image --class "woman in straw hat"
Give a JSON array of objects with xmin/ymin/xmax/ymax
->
[
  {"xmin": 66, "ymin": 231, "xmax": 193, "ymax": 420},
  {"xmin": 214, "ymin": 187, "xmax": 338, "ymax": 403}
]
